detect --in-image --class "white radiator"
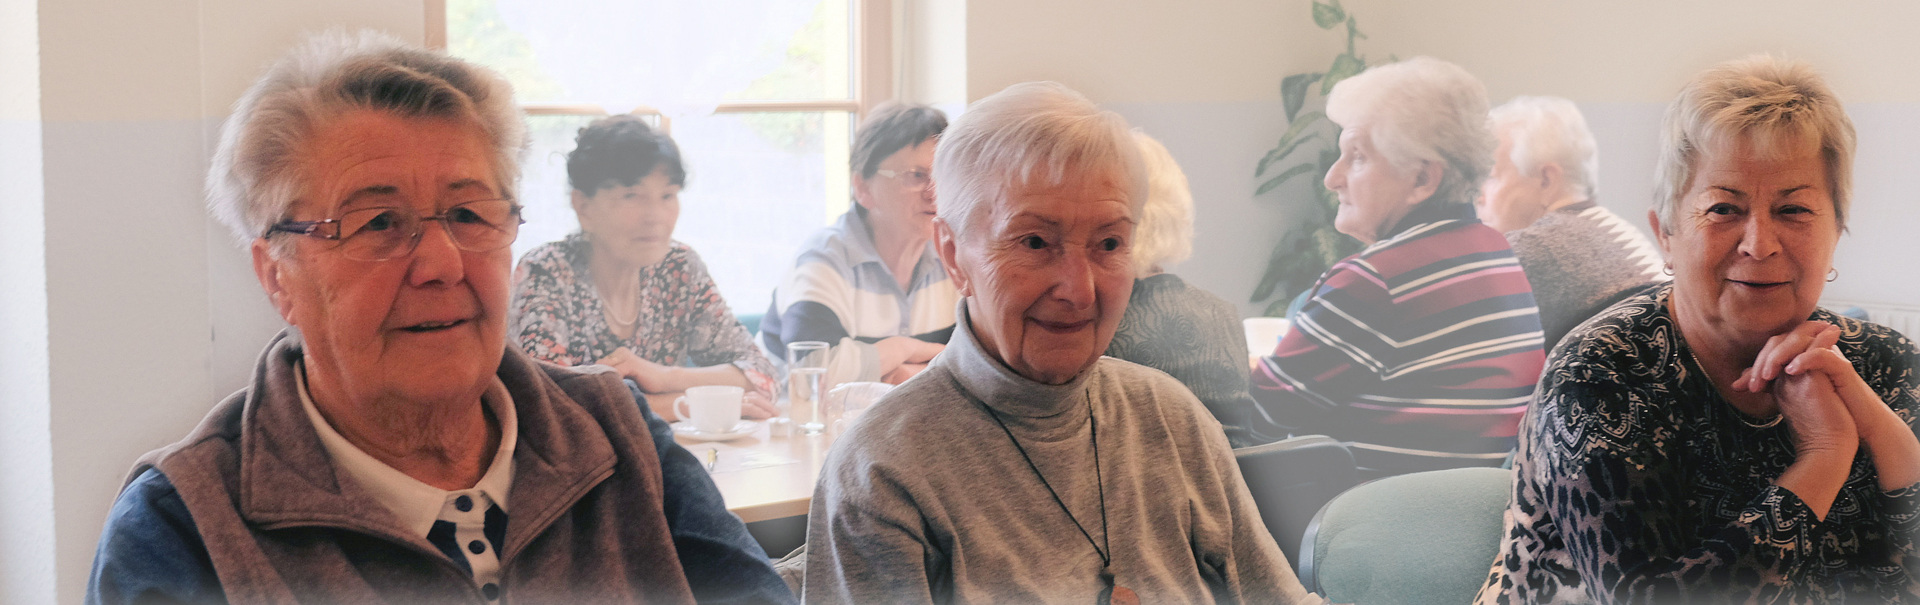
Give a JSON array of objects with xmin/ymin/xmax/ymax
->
[{"xmin": 1824, "ymin": 299, "xmax": 1920, "ymax": 340}]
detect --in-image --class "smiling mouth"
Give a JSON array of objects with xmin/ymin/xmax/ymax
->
[
  {"xmin": 1031, "ymin": 318, "xmax": 1093, "ymax": 333},
  {"xmin": 1730, "ymin": 280, "xmax": 1790, "ymax": 289},
  {"xmin": 401, "ymin": 319, "xmax": 468, "ymax": 333}
]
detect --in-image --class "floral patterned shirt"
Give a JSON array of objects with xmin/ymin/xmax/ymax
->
[
  {"xmin": 1477, "ymin": 283, "xmax": 1920, "ymax": 604},
  {"xmin": 509, "ymin": 233, "xmax": 776, "ymax": 395}
]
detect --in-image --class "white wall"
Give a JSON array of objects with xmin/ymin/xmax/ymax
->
[
  {"xmin": 1, "ymin": 0, "xmax": 54, "ymax": 601},
  {"xmin": 25, "ymin": 1, "xmax": 424, "ymax": 602}
]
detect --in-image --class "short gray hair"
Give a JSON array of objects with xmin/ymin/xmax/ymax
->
[
  {"xmin": 1129, "ymin": 130, "xmax": 1193, "ymax": 277},
  {"xmin": 207, "ymin": 30, "xmax": 528, "ymax": 249},
  {"xmin": 1652, "ymin": 55, "xmax": 1854, "ymax": 233},
  {"xmin": 1325, "ymin": 56, "xmax": 1494, "ymax": 207},
  {"xmin": 1490, "ymin": 96, "xmax": 1599, "ymax": 203},
  {"xmin": 933, "ymin": 82, "xmax": 1145, "ymax": 236}
]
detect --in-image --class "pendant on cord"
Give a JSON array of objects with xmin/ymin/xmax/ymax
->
[{"xmin": 1097, "ymin": 571, "xmax": 1138, "ymax": 605}]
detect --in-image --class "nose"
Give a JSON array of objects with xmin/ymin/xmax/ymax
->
[
  {"xmin": 1738, "ymin": 211, "xmax": 1782, "ymax": 260},
  {"xmin": 1323, "ymin": 157, "xmax": 1348, "ymax": 192},
  {"xmin": 1049, "ymin": 247, "xmax": 1098, "ymax": 310},
  {"xmin": 407, "ymin": 220, "xmax": 467, "ymax": 287}
]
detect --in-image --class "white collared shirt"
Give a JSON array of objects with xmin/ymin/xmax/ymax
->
[{"xmin": 296, "ymin": 361, "xmax": 517, "ymax": 600}]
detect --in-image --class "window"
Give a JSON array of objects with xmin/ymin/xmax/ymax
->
[{"xmin": 435, "ymin": 0, "xmax": 892, "ymax": 313}]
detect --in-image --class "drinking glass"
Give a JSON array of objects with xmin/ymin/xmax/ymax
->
[{"xmin": 787, "ymin": 341, "xmax": 831, "ymax": 435}]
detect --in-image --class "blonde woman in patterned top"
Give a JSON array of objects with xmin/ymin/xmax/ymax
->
[
  {"xmin": 510, "ymin": 115, "xmax": 777, "ymax": 420},
  {"xmin": 1478, "ymin": 56, "xmax": 1920, "ymax": 603}
]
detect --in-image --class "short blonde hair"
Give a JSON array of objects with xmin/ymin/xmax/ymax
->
[
  {"xmin": 1129, "ymin": 131, "xmax": 1193, "ymax": 277},
  {"xmin": 1652, "ymin": 55, "xmax": 1855, "ymax": 233},
  {"xmin": 1325, "ymin": 56, "xmax": 1494, "ymax": 208},
  {"xmin": 1490, "ymin": 96, "xmax": 1599, "ymax": 203},
  {"xmin": 933, "ymin": 82, "xmax": 1145, "ymax": 235}
]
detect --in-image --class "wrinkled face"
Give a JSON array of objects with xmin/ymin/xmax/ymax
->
[
  {"xmin": 1325, "ymin": 125, "xmax": 1426, "ymax": 244},
  {"xmin": 255, "ymin": 110, "xmax": 512, "ymax": 407},
  {"xmin": 573, "ymin": 167, "xmax": 682, "ymax": 267},
  {"xmin": 855, "ymin": 139, "xmax": 938, "ymax": 243},
  {"xmin": 1654, "ymin": 135, "xmax": 1839, "ymax": 349},
  {"xmin": 935, "ymin": 174, "xmax": 1136, "ymax": 385},
  {"xmin": 1477, "ymin": 131, "xmax": 1554, "ymax": 233}
]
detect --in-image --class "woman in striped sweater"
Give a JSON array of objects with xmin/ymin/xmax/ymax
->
[{"xmin": 1251, "ymin": 57, "xmax": 1548, "ymax": 475}]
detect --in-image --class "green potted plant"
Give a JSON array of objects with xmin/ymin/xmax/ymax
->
[{"xmin": 1251, "ymin": 0, "xmax": 1387, "ymax": 316}]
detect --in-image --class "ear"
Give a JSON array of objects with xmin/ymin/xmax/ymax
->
[
  {"xmin": 1647, "ymin": 208, "xmax": 1671, "ymax": 253},
  {"xmin": 851, "ymin": 174, "xmax": 876, "ymax": 211},
  {"xmin": 251, "ymin": 238, "xmax": 298, "ymax": 324},
  {"xmin": 932, "ymin": 217, "xmax": 972, "ymax": 298},
  {"xmin": 1407, "ymin": 160, "xmax": 1444, "ymax": 206},
  {"xmin": 569, "ymin": 189, "xmax": 590, "ymax": 216},
  {"xmin": 1537, "ymin": 163, "xmax": 1563, "ymax": 194}
]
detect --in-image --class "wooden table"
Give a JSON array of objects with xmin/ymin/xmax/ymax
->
[{"xmin": 675, "ymin": 419, "xmax": 840, "ymax": 523}]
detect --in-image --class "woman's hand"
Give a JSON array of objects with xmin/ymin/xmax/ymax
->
[
  {"xmin": 596, "ymin": 347, "xmax": 676, "ymax": 393},
  {"xmin": 881, "ymin": 362, "xmax": 928, "ymax": 385},
  {"xmin": 874, "ymin": 337, "xmax": 945, "ymax": 378},
  {"xmin": 1734, "ymin": 321, "xmax": 1840, "ymax": 394},
  {"xmin": 1771, "ymin": 368, "xmax": 1858, "ymax": 520},
  {"xmin": 741, "ymin": 389, "xmax": 778, "ymax": 420},
  {"xmin": 1783, "ymin": 344, "xmax": 1920, "ymax": 491}
]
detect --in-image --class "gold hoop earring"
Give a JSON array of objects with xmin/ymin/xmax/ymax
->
[{"xmin": 1827, "ymin": 268, "xmax": 1839, "ymax": 282}]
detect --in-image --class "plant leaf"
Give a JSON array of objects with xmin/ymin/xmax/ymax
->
[
  {"xmin": 1256, "ymin": 132, "xmax": 1319, "ymax": 177},
  {"xmin": 1256, "ymin": 163, "xmax": 1322, "ymax": 196},
  {"xmin": 1252, "ymin": 234, "xmax": 1304, "ymax": 302},
  {"xmin": 1281, "ymin": 72, "xmax": 1323, "ymax": 122},
  {"xmin": 1255, "ymin": 110, "xmax": 1324, "ymax": 176},
  {"xmin": 1311, "ymin": 0, "xmax": 1345, "ymax": 29},
  {"xmin": 1321, "ymin": 53, "xmax": 1366, "ymax": 95}
]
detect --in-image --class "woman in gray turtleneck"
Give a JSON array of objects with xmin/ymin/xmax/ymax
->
[{"xmin": 802, "ymin": 81, "xmax": 1317, "ymax": 605}]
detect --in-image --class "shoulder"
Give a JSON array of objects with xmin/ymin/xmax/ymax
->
[
  {"xmin": 1821, "ymin": 311, "xmax": 1920, "ymax": 403},
  {"xmin": 1355, "ymin": 220, "xmax": 1514, "ymax": 279},
  {"xmin": 1531, "ymin": 288, "xmax": 1679, "ymax": 455},
  {"xmin": 515, "ymin": 239, "xmax": 575, "ymax": 274},
  {"xmin": 91, "ymin": 469, "xmax": 223, "ymax": 605},
  {"xmin": 1092, "ymin": 357, "xmax": 1213, "ymax": 424}
]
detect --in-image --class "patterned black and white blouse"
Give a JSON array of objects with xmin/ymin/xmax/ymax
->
[
  {"xmin": 1477, "ymin": 283, "xmax": 1920, "ymax": 604},
  {"xmin": 508, "ymin": 233, "xmax": 776, "ymax": 396}
]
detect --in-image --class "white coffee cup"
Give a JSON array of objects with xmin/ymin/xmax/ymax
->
[{"xmin": 675, "ymin": 385, "xmax": 744, "ymax": 434}]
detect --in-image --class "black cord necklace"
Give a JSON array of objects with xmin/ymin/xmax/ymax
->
[{"xmin": 955, "ymin": 376, "xmax": 1137, "ymax": 605}]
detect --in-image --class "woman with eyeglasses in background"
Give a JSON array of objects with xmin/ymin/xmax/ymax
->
[
  {"xmin": 760, "ymin": 102, "xmax": 954, "ymax": 387},
  {"xmin": 510, "ymin": 115, "xmax": 779, "ymax": 420}
]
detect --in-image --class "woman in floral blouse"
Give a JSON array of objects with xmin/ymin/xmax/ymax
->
[
  {"xmin": 1477, "ymin": 56, "xmax": 1919, "ymax": 604},
  {"xmin": 509, "ymin": 115, "xmax": 777, "ymax": 419}
]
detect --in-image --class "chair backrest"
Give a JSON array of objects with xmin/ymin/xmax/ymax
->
[
  {"xmin": 1299, "ymin": 467, "xmax": 1512, "ymax": 605},
  {"xmin": 1233, "ymin": 435, "xmax": 1359, "ymax": 567}
]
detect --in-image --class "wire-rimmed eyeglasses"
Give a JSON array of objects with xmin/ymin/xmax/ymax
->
[
  {"xmin": 265, "ymin": 198, "xmax": 525, "ymax": 262},
  {"xmin": 874, "ymin": 168, "xmax": 934, "ymax": 192}
]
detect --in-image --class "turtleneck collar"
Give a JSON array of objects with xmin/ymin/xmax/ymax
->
[{"xmin": 936, "ymin": 298, "xmax": 1095, "ymax": 420}]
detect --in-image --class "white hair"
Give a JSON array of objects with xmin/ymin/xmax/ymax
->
[
  {"xmin": 1129, "ymin": 130, "xmax": 1193, "ymax": 277},
  {"xmin": 206, "ymin": 30, "xmax": 528, "ymax": 252},
  {"xmin": 933, "ymin": 81, "xmax": 1145, "ymax": 237},
  {"xmin": 1652, "ymin": 54, "xmax": 1854, "ymax": 233},
  {"xmin": 1325, "ymin": 56, "xmax": 1494, "ymax": 207},
  {"xmin": 1490, "ymin": 96, "xmax": 1599, "ymax": 203}
]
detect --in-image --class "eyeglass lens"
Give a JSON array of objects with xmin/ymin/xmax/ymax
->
[{"xmin": 335, "ymin": 199, "xmax": 520, "ymax": 261}]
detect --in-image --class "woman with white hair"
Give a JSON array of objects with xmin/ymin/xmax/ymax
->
[
  {"xmin": 1251, "ymin": 57, "xmax": 1548, "ymax": 475},
  {"xmin": 1479, "ymin": 95, "xmax": 1667, "ymax": 351},
  {"xmin": 86, "ymin": 31, "xmax": 790, "ymax": 603},
  {"xmin": 1104, "ymin": 131, "xmax": 1266, "ymax": 448},
  {"xmin": 805, "ymin": 82, "xmax": 1313, "ymax": 604},
  {"xmin": 1478, "ymin": 56, "xmax": 1919, "ymax": 603}
]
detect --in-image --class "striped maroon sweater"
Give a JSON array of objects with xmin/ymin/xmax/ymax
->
[{"xmin": 1254, "ymin": 207, "xmax": 1546, "ymax": 471}]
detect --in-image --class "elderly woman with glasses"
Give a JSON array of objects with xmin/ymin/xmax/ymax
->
[
  {"xmin": 85, "ymin": 32, "xmax": 791, "ymax": 604},
  {"xmin": 510, "ymin": 116, "xmax": 779, "ymax": 421},
  {"xmin": 762, "ymin": 102, "xmax": 953, "ymax": 387},
  {"xmin": 1477, "ymin": 56, "xmax": 1920, "ymax": 604},
  {"xmin": 804, "ymin": 82, "xmax": 1315, "ymax": 604},
  {"xmin": 1251, "ymin": 57, "xmax": 1547, "ymax": 474}
]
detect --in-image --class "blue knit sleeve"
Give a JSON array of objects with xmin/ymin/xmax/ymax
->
[{"xmin": 87, "ymin": 468, "xmax": 226, "ymax": 605}]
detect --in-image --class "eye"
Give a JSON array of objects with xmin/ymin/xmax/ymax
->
[
  {"xmin": 1702, "ymin": 203, "xmax": 1743, "ymax": 221},
  {"xmin": 1022, "ymin": 235, "xmax": 1047, "ymax": 250},
  {"xmin": 446, "ymin": 206, "xmax": 487, "ymax": 225},
  {"xmin": 360, "ymin": 210, "xmax": 402, "ymax": 232},
  {"xmin": 1100, "ymin": 237, "xmax": 1121, "ymax": 252}
]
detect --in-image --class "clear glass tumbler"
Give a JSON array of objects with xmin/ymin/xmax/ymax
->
[{"xmin": 787, "ymin": 341, "xmax": 830, "ymax": 435}]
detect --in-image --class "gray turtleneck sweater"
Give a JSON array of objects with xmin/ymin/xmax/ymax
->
[{"xmin": 803, "ymin": 300, "xmax": 1314, "ymax": 604}]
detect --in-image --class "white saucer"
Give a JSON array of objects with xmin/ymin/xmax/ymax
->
[{"xmin": 672, "ymin": 420, "xmax": 757, "ymax": 442}]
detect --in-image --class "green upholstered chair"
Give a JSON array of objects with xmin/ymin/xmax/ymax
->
[
  {"xmin": 1234, "ymin": 435, "xmax": 1359, "ymax": 567},
  {"xmin": 1298, "ymin": 467, "xmax": 1512, "ymax": 605}
]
